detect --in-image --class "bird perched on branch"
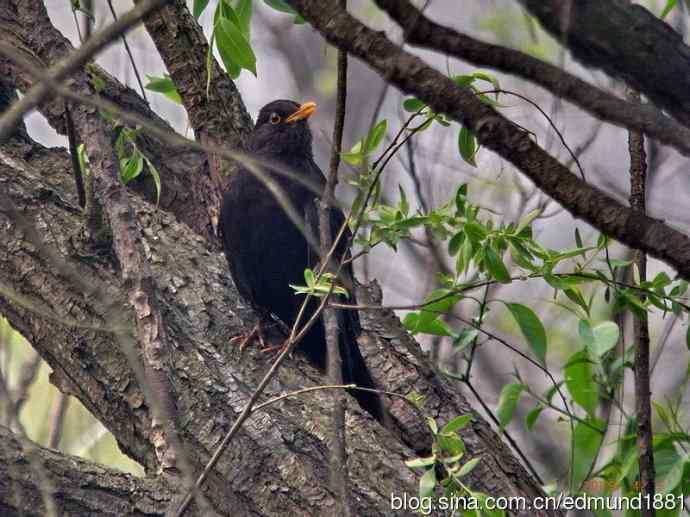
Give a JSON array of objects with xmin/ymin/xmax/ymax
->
[{"xmin": 220, "ymin": 99, "xmax": 384, "ymax": 422}]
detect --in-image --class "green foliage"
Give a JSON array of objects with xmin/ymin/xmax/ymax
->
[
  {"xmin": 404, "ymin": 414, "xmax": 506, "ymax": 516},
  {"xmin": 290, "ymin": 268, "xmax": 349, "ymax": 298},
  {"xmin": 144, "ymin": 75, "xmax": 182, "ymax": 104},
  {"xmin": 339, "ymin": 110, "xmax": 690, "ymax": 505},
  {"xmin": 213, "ymin": 0, "xmax": 256, "ymax": 78},
  {"xmin": 114, "ymin": 127, "xmax": 162, "ymax": 204}
]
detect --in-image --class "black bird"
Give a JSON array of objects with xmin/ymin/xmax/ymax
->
[{"xmin": 220, "ymin": 99, "xmax": 384, "ymax": 422}]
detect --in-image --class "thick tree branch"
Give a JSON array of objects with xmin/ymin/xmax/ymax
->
[
  {"xmin": 374, "ymin": 0, "xmax": 690, "ymax": 157},
  {"xmin": 0, "ymin": 132, "xmax": 557, "ymax": 515},
  {"xmin": 628, "ymin": 90, "xmax": 655, "ymax": 516},
  {"xmin": 0, "ymin": 425, "xmax": 172, "ymax": 517},
  {"xmin": 519, "ymin": 0, "xmax": 690, "ymax": 128},
  {"xmin": 139, "ymin": 0, "xmax": 253, "ymax": 235},
  {"xmin": 286, "ymin": 0, "xmax": 690, "ymax": 280}
]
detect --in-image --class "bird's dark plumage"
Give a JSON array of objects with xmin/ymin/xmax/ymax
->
[{"xmin": 220, "ymin": 99, "xmax": 383, "ymax": 421}]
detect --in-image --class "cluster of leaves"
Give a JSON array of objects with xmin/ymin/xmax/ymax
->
[
  {"xmin": 188, "ymin": 0, "xmax": 304, "ymax": 82},
  {"xmin": 405, "ymin": 414, "xmax": 505, "ymax": 517},
  {"xmin": 334, "ymin": 103, "xmax": 690, "ymax": 512},
  {"xmin": 86, "ymin": 66, "xmax": 161, "ymax": 202}
]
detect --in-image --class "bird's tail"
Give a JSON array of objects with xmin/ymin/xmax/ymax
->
[
  {"xmin": 336, "ymin": 306, "xmax": 386, "ymax": 423},
  {"xmin": 340, "ymin": 337, "xmax": 385, "ymax": 423}
]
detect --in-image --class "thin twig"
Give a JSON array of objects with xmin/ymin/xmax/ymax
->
[
  {"xmin": 320, "ymin": 3, "xmax": 353, "ymax": 514},
  {"xmin": 0, "ymin": 0, "xmax": 171, "ymax": 142},
  {"xmin": 105, "ymin": 0, "xmax": 148, "ymax": 101},
  {"xmin": 627, "ymin": 88, "xmax": 655, "ymax": 517}
]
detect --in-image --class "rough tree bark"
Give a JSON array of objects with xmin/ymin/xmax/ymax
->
[
  {"xmin": 1, "ymin": 0, "xmax": 689, "ymax": 515},
  {"xmin": 0, "ymin": 129, "xmax": 553, "ymax": 515}
]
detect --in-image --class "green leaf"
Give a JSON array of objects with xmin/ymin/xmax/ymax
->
[
  {"xmin": 504, "ymin": 303, "xmax": 547, "ymax": 364},
  {"xmin": 496, "ymin": 383, "xmax": 524, "ymax": 429},
  {"xmin": 264, "ymin": 0, "xmax": 298, "ymax": 14},
  {"xmin": 405, "ymin": 456, "xmax": 436, "ymax": 468},
  {"xmin": 304, "ymin": 268, "xmax": 315, "ymax": 287},
  {"xmin": 193, "ymin": 0, "xmax": 210, "ymax": 18},
  {"xmin": 661, "ymin": 457, "xmax": 686, "ymax": 494},
  {"xmin": 579, "ymin": 320, "xmax": 619, "ymax": 358},
  {"xmin": 341, "ymin": 140, "xmax": 363, "ymax": 166},
  {"xmin": 571, "ymin": 417, "xmax": 605, "ymax": 491},
  {"xmin": 216, "ymin": 16, "xmax": 257, "ymax": 76},
  {"xmin": 144, "ymin": 75, "xmax": 182, "ymax": 104},
  {"xmin": 484, "ymin": 246, "xmax": 511, "ymax": 283},
  {"xmin": 463, "ymin": 221, "xmax": 488, "ymax": 243},
  {"xmin": 661, "ymin": 0, "xmax": 679, "ymax": 18},
  {"xmin": 525, "ymin": 405, "xmax": 544, "ymax": 431},
  {"xmin": 403, "ymin": 98, "xmax": 426, "ymax": 112},
  {"xmin": 458, "ymin": 457, "xmax": 481, "ymax": 477},
  {"xmin": 235, "ymin": 0, "xmax": 253, "ymax": 37},
  {"xmin": 686, "ymin": 326, "xmax": 690, "ymax": 351},
  {"xmin": 119, "ymin": 152, "xmax": 143, "ymax": 184},
  {"xmin": 366, "ymin": 119, "xmax": 387, "ymax": 152},
  {"xmin": 419, "ymin": 467, "xmax": 436, "ymax": 498},
  {"xmin": 142, "ymin": 155, "xmax": 162, "ymax": 205},
  {"xmin": 442, "ymin": 414, "xmax": 472, "ymax": 434},
  {"xmin": 458, "ymin": 126, "xmax": 477, "ymax": 166},
  {"xmin": 565, "ymin": 349, "xmax": 598, "ymax": 416}
]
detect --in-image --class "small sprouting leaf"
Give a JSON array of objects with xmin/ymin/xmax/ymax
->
[
  {"xmin": 145, "ymin": 75, "xmax": 182, "ymax": 104},
  {"xmin": 565, "ymin": 349, "xmax": 598, "ymax": 416},
  {"xmin": 403, "ymin": 98, "xmax": 426, "ymax": 112},
  {"xmin": 571, "ymin": 418, "xmax": 605, "ymax": 491},
  {"xmin": 496, "ymin": 383, "xmax": 524, "ymax": 428},
  {"xmin": 405, "ymin": 456, "xmax": 436, "ymax": 469},
  {"xmin": 120, "ymin": 152, "xmax": 143, "ymax": 184},
  {"xmin": 484, "ymin": 246, "xmax": 511, "ymax": 283},
  {"xmin": 661, "ymin": 0, "xmax": 679, "ymax": 18},
  {"xmin": 341, "ymin": 140, "xmax": 364, "ymax": 166},
  {"xmin": 579, "ymin": 320, "xmax": 619, "ymax": 358},
  {"xmin": 458, "ymin": 126, "xmax": 477, "ymax": 166},
  {"xmin": 419, "ymin": 467, "xmax": 436, "ymax": 498},
  {"xmin": 515, "ymin": 208, "xmax": 542, "ymax": 235},
  {"xmin": 304, "ymin": 268, "xmax": 315, "ymax": 287},
  {"xmin": 366, "ymin": 119, "xmax": 387, "ymax": 152},
  {"xmin": 142, "ymin": 155, "xmax": 162, "ymax": 205},
  {"xmin": 193, "ymin": 0, "xmax": 210, "ymax": 18},
  {"xmin": 442, "ymin": 414, "xmax": 472, "ymax": 434},
  {"xmin": 504, "ymin": 303, "xmax": 547, "ymax": 364},
  {"xmin": 458, "ymin": 457, "xmax": 481, "ymax": 477},
  {"xmin": 525, "ymin": 405, "xmax": 544, "ymax": 431}
]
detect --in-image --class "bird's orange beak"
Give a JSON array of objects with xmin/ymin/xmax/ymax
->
[{"xmin": 285, "ymin": 101, "xmax": 317, "ymax": 123}]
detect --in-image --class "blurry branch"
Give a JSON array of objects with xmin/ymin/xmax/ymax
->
[
  {"xmin": 105, "ymin": 0, "xmax": 148, "ymax": 101},
  {"xmin": 319, "ymin": 1, "xmax": 353, "ymax": 514},
  {"xmin": 519, "ymin": 0, "xmax": 690, "ymax": 128},
  {"xmin": 0, "ymin": 425, "xmax": 172, "ymax": 516},
  {"xmin": 627, "ymin": 89, "xmax": 656, "ymax": 516},
  {"xmin": 286, "ymin": 0, "xmax": 690, "ymax": 281},
  {"xmin": 11, "ymin": 351, "xmax": 41, "ymax": 417},
  {"xmin": 0, "ymin": 0, "xmax": 205, "ymax": 232},
  {"xmin": 46, "ymin": 393, "xmax": 69, "ymax": 450},
  {"xmin": 373, "ymin": 0, "xmax": 690, "ymax": 156},
  {"xmin": 0, "ymin": 0, "xmax": 172, "ymax": 143}
]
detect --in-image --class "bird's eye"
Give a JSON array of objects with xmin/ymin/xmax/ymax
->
[{"xmin": 269, "ymin": 113, "xmax": 281, "ymax": 125}]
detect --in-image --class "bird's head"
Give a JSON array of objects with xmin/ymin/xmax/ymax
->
[{"xmin": 249, "ymin": 99, "xmax": 317, "ymax": 159}]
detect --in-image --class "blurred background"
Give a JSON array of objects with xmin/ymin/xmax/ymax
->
[{"xmin": 3, "ymin": 0, "xmax": 688, "ymax": 487}]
